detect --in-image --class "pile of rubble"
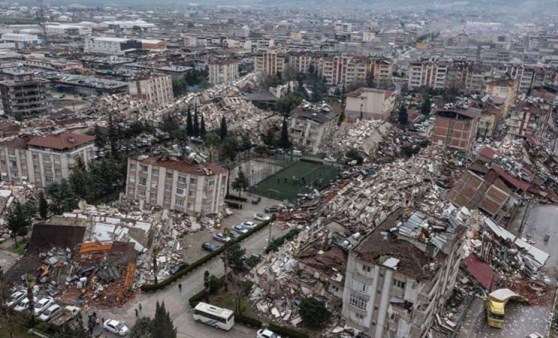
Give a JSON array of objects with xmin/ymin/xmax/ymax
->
[{"xmin": 329, "ymin": 120, "xmax": 393, "ymax": 157}]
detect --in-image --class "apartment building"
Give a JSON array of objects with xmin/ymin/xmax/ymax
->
[
  {"xmin": 506, "ymin": 100, "xmax": 551, "ymax": 138},
  {"xmin": 484, "ymin": 77, "xmax": 518, "ymax": 117},
  {"xmin": 407, "ymin": 58, "xmax": 449, "ymax": 90},
  {"xmin": 345, "ymin": 88, "xmax": 396, "ymax": 121},
  {"xmin": 334, "ymin": 23, "xmax": 353, "ymax": 34},
  {"xmin": 125, "ymin": 155, "xmax": 227, "ymax": 215},
  {"xmin": 318, "ymin": 55, "xmax": 393, "ymax": 88},
  {"xmin": 0, "ymin": 132, "xmax": 95, "ymax": 187},
  {"xmin": 84, "ymin": 37, "xmax": 165, "ymax": 55},
  {"xmin": 288, "ymin": 53, "xmax": 314, "ymax": 73},
  {"xmin": 0, "ymin": 74, "xmax": 51, "ymax": 118},
  {"xmin": 289, "ymin": 105, "xmax": 336, "ymax": 154},
  {"xmin": 431, "ymin": 109, "xmax": 480, "ymax": 152},
  {"xmin": 254, "ymin": 51, "xmax": 287, "ymax": 77},
  {"xmin": 208, "ymin": 60, "xmax": 239, "ymax": 84},
  {"xmin": 256, "ymin": 39, "xmax": 275, "ymax": 51},
  {"xmin": 342, "ymin": 209, "xmax": 465, "ymax": 338},
  {"xmin": 128, "ymin": 74, "xmax": 174, "ymax": 107}
]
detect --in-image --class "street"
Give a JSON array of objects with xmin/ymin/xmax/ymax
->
[
  {"xmin": 0, "ymin": 248, "xmax": 18, "ymax": 272},
  {"xmin": 90, "ymin": 197, "xmax": 288, "ymax": 338}
]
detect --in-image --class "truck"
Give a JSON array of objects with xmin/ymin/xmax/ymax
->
[
  {"xmin": 49, "ymin": 306, "xmax": 81, "ymax": 327},
  {"xmin": 485, "ymin": 289, "xmax": 525, "ymax": 328}
]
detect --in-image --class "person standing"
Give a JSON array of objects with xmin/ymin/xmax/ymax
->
[{"xmin": 178, "ymin": 283, "xmax": 182, "ymax": 292}]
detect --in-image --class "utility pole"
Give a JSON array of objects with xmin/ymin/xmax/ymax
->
[{"xmin": 37, "ymin": 0, "xmax": 48, "ymax": 46}]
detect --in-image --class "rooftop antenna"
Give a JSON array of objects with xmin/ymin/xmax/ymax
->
[{"xmin": 37, "ymin": 0, "xmax": 48, "ymax": 46}]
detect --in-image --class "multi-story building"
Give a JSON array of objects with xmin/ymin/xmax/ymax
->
[
  {"xmin": 288, "ymin": 53, "xmax": 315, "ymax": 73},
  {"xmin": 484, "ymin": 76, "xmax": 518, "ymax": 117},
  {"xmin": 318, "ymin": 55, "xmax": 393, "ymax": 88},
  {"xmin": 334, "ymin": 23, "xmax": 353, "ymax": 34},
  {"xmin": 506, "ymin": 100, "xmax": 551, "ymax": 138},
  {"xmin": 0, "ymin": 72, "xmax": 51, "ymax": 118},
  {"xmin": 1, "ymin": 33, "xmax": 41, "ymax": 47},
  {"xmin": 84, "ymin": 37, "xmax": 166, "ymax": 55},
  {"xmin": 255, "ymin": 39, "xmax": 275, "ymax": 51},
  {"xmin": 431, "ymin": 109, "xmax": 480, "ymax": 152},
  {"xmin": 289, "ymin": 105, "xmax": 336, "ymax": 154},
  {"xmin": 342, "ymin": 208, "xmax": 466, "ymax": 338},
  {"xmin": 45, "ymin": 24, "xmax": 92, "ymax": 36},
  {"xmin": 208, "ymin": 60, "xmax": 239, "ymax": 84},
  {"xmin": 125, "ymin": 155, "xmax": 228, "ymax": 215},
  {"xmin": 345, "ymin": 88, "xmax": 396, "ymax": 121},
  {"xmin": 128, "ymin": 74, "xmax": 174, "ymax": 107},
  {"xmin": 0, "ymin": 131, "xmax": 95, "ymax": 187},
  {"xmin": 254, "ymin": 51, "xmax": 286, "ymax": 77}
]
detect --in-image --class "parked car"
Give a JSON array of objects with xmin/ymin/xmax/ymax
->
[
  {"xmin": 527, "ymin": 333, "xmax": 544, "ymax": 338},
  {"xmin": 14, "ymin": 297, "xmax": 36, "ymax": 312},
  {"xmin": 233, "ymin": 224, "xmax": 249, "ymax": 234},
  {"xmin": 34, "ymin": 297, "xmax": 54, "ymax": 316},
  {"xmin": 6, "ymin": 290, "xmax": 27, "ymax": 307},
  {"xmin": 254, "ymin": 213, "xmax": 271, "ymax": 221},
  {"xmin": 104, "ymin": 319, "xmax": 129, "ymax": 336},
  {"xmin": 229, "ymin": 230, "xmax": 242, "ymax": 239},
  {"xmin": 251, "ymin": 196, "xmax": 262, "ymax": 204},
  {"xmin": 38, "ymin": 304, "xmax": 61, "ymax": 321},
  {"xmin": 212, "ymin": 232, "xmax": 231, "ymax": 242},
  {"xmin": 202, "ymin": 242, "xmax": 220, "ymax": 252},
  {"xmin": 168, "ymin": 263, "xmax": 190, "ymax": 275},
  {"xmin": 257, "ymin": 328, "xmax": 281, "ymax": 338},
  {"xmin": 241, "ymin": 221, "xmax": 257, "ymax": 229},
  {"xmin": 264, "ymin": 205, "xmax": 282, "ymax": 213}
]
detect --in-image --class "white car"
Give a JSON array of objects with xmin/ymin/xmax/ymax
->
[
  {"xmin": 34, "ymin": 297, "xmax": 54, "ymax": 316},
  {"xmin": 241, "ymin": 221, "xmax": 257, "ymax": 230},
  {"xmin": 39, "ymin": 304, "xmax": 61, "ymax": 321},
  {"xmin": 254, "ymin": 213, "xmax": 271, "ymax": 222},
  {"xmin": 14, "ymin": 297, "xmax": 36, "ymax": 312},
  {"xmin": 6, "ymin": 290, "xmax": 27, "ymax": 307},
  {"xmin": 232, "ymin": 224, "xmax": 249, "ymax": 234},
  {"xmin": 257, "ymin": 329, "xmax": 281, "ymax": 338},
  {"xmin": 104, "ymin": 319, "xmax": 129, "ymax": 336}
]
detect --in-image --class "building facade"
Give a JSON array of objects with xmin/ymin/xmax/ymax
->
[
  {"xmin": 254, "ymin": 51, "xmax": 287, "ymax": 77},
  {"xmin": 289, "ymin": 106, "xmax": 336, "ymax": 154},
  {"xmin": 342, "ymin": 209, "xmax": 465, "ymax": 338},
  {"xmin": 208, "ymin": 60, "xmax": 239, "ymax": 84},
  {"xmin": 345, "ymin": 88, "xmax": 396, "ymax": 121},
  {"xmin": 506, "ymin": 100, "xmax": 551, "ymax": 138},
  {"xmin": 128, "ymin": 74, "xmax": 174, "ymax": 107},
  {"xmin": 0, "ymin": 76, "xmax": 51, "ymax": 118},
  {"xmin": 125, "ymin": 156, "xmax": 228, "ymax": 215},
  {"xmin": 431, "ymin": 109, "xmax": 480, "ymax": 152},
  {"xmin": 0, "ymin": 132, "xmax": 95, "ymax": 187}
]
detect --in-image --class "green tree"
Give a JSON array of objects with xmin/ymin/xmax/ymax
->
[
  {"xmin": 219, "ymin": 116, "xmax": 228, "ymax": 143},
  {"xmin": 421, "ymin": 96, "xmax": 431, "ymax": 115},
  {"xmin": 38, "ymin": 192, "xmax": 48, "ymax": 220},
  {"xmin": 260, "ymin": 126, "xmax": 276, "ymax": 147},
  {"xmin": 231, "ymin": 169, "xmax": 249, "ymax": 196},
  {"xmin": 186, "ymin": 108, "xmax": 193, "ymax": 137},
  {"xmin": 129, "ymin": 317, "xmax": 154, "ymax": 338},
  {"xmin": 172, "ymin": 78, "xmax": 188, "ymax": 97},
  {"xmin": 276, "ymin": 92, "xmax": 303, "ymax": 114},
  {"xmin": 398, "ymin": 105, "xmax": 409, "ymax": 125},
  {"xmin": 334, "ymin": 87, "xmax": 341, "ymax": 98},
  {"xmin": 279, "ymin": 118, "xmax": 291, "ymax": 149},
  {"xmin": 220, "ymin": 137, "xmax": 238, "ymax": 162},
  {"xmin": 6, "ymin": 201, "xmax": 32, "ymax": 247},
  {"xmin": 193, "ymin": 110, "xmax": 200, "ymax": 137},
  {"xmin": 107, "ymin": 114, "xmax": 119, "ymax": 156},
  {"xmin": 200, "ymin": 115, "xmax": 207, "ymax": 138},
  {"xmin": 152, "ymin": 301, "xmax": 177, "ymax": 338},
  {"xmin": 46, "ymin": 179, "xmax": 78, "ymax": 214},
  {"xmin": 161, "ymin": 114, "xmax": 180, "ymax": 138},
  {"xmin": 227, "ymin": 242, "xmax": 245, "ymax": 273},
  {"xmin": 93, "ymin": 124, "xmax": 106, "ymax": 153},
  {"xmin": 311, "ymin": 79, "xmax": 322, "ymax": 103},
  {"xmin": 298, "ymin": 297, "xmax": 331, "ymax": 329},
  {"xmin": 69, "ymin": 157, "xmax": 88, "ymax": 199}
]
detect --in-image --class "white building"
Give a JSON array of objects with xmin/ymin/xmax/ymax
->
[
  {"xmin": 289, "ymin": 104, "xmax": 337, "ymax": 154},
  {"xmin": 345, "ymin": 88, "xmax": 396, "ymax": 121},
  {"xmin": 208, "ymin": 60, "xmax": 239, "ymax": 84},
  {"xmin": 254, "ymin": 51, "xmax": 286, "ymax": 77},
  {"xmin": 84, "ymin": 37, "xmax": 140, "ymax": 55},
  {"xmin": 342, "ymin": 209, "xmax": 465, "ymax": 338},
  {"xmin": 2, "ymin": 33, "xmax": 40, "ymax": 47},
  {"xmin": 128, "ymin": 74, "xmax": 174, "ymax": 107},
  {"xmin": 46, "ymin": 24, "xmax": 92, "ymax": 36},
  {"xmin": 0, "ymin": 132, "xmax": 95, "ymax": 187},
  {"xmin": 126, "ymin": 155, "xmax": 228, "ymax": 215}
]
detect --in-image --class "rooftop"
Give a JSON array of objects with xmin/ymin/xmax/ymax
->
[
  {"xmin": 27, "ymin": 131, "xmax": 95, "ymax": 150},
  {"xmin": 134, "ymin": 156, "xmax": 227, "ymax": 176}
]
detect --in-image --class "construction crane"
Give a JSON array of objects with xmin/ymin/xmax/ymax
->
[{"xmin": 37, "ymin": 0, "xmax": 48, "ymax": 45}]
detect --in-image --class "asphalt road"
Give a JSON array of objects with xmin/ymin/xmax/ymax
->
[
  {"xmin": 91, "ymin": 197, "xmax": 287, "ymax": 338},
  {"xmin": 0, "ymin": 248, "xmax": 18, "ymax": 272}
]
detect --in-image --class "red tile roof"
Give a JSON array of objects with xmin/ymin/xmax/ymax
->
[
  {"xmin": 491, "ymin": 163, "xmax": 531, "ymax": 191},
  {"xmin": 478, "ymin": 146, "xmax": 498, "ymax": 160},
  {"xmin": 463, "ymin": 254, "xmax": 500, "ymax": 290},
  {"xmin": 27, "ymin": 132, "xmax": 95, "ymax": 150}
]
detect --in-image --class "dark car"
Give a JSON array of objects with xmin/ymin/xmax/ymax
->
[
  {"xmin": 169, "ymin": 263, "xmax": 190, "ymax": 275},
  {"xmin": 264, "ymin": 205, "xmax": 282, "ymax": 213},
  {"xmin": 202, "ymin": 242, "xmax": 220, "ymax": 252},
  {"xmin": 251, "ymin": 196, "xmax": 262, "ymax": 205}
]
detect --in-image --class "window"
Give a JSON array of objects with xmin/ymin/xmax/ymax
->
[
  {"xmin": 176, "ymin": 198, "xmax": 185, "ymax": 206},
  {"xmin": 140, "ymin": 165, "xmax": 148, "ymax": 173},
  {"xmin": 188, "ymin": 191, "xmax": 194, "ymax": 197},
  {"xmin": 176, "ymin": 188, "xmax": 185, "ymax": 196},
  {"xmin": 393, "ymin": 280, "xmax": 406, "ymax": 289},
  {"xmin": 352, "ymin": 280, "xmax": 368, "ymax": 293},
  {"xmin": 206, "ymin": 178, "xmax": 215, "ymax": 186},
  {"xmin": 355, "ymin": 312, "xmax": 365, "ymax": 320},
  {"xmin": 178, "ymin": 175, "xmax": 187, "ymax": 184},
  {"xmin": 349, "ymin": 293, "xmax": 367, "ymax": 310},
  {"xmin": 139, "ymin": 177, "xmax": 147, "ymax": 186},
  {"xmin": 190, "ymin": 178, "xmax": 196, "ymax": 184},
  {"xmin": 166, "ymin": 173, "xmax": 172, "ymax": 179},
  {"xmin": 362, "ymin": 264, "xmax": 372, "ymax": 273}
]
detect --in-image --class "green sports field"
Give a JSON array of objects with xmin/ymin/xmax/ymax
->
[{"xmin": 249, "ymin": 160, "xmax": 340, "ymax": 201}]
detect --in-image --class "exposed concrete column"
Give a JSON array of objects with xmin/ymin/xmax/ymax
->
[{"xmin": 375, "ymin": 268, "xmax": 393, "ymax": 338}]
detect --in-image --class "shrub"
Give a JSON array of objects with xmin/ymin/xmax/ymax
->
[
  {"xmin": 298, "ymin": 297, "xmax": 331, "ymax": 329},
  {"xmin": 265, "ymin": 228, "xmax": 301, "ymax": 253},
  {"xmin": 209, "ymin": 275, "xmax": 223, "ymax": 293},
  {"xmin": 225, "ymin": 194, "xmax": 247, "ymax": 202},
  {"xmin": 225, "ymin": 201, "xmax": 243, "ymax": 209}
]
